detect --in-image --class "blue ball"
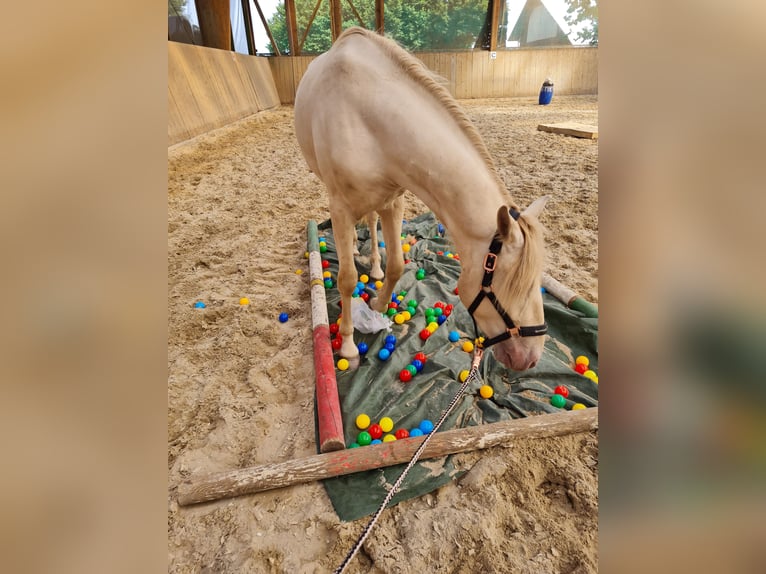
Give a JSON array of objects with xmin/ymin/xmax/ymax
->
[
  {"xmin": 378, "ymin": 241, "xmax": 385, "ymax": 248},
  {"xmin": 368, "ymin": 282, "xmax": 377, "ymax": 290},
  {"xmin": 357, "ymin": 342, "xmax": 369, "ymax": 354},
  {"xmin": 541, "ymin": 286, "xmax": 547, "ymax": 293},
  {"xmin": 385, "ymin": 334, "xmax": 397, "ymax": 346},
  {"xmin": 437, "ymin": 223, "xmax": 445, "ymax": 234},
  {"xmin": 278, "ymin": 312, "xmax": 289, "ymax": 323},
  {"xmin": 384, "ymin": 342, "xmax": 395, "ymax": 353},
  {"xmin": 437, "ymin": 314, "xmax": 447, "ymax": 325},
  {"xmin": 370, "ymin": 439, "xmax": 382, "ymax": 445},
  {"xmin": 448, "ymin": 330, "xmax": 460, "ymax": 342},
  {"xmin": 194, "ymin": 301, "xmax": 206, "ymax": 309},
  {"xmin": 378, "ymin": 348, "xmax": 391, "ymax": 361},
  {"xmin": 357, "ymin": 281, "xmax": 365, "ymax": 291},
  {"xmin": 409, "ymin": 428, "xmax": 424, "ymax": 437},
  {"xmin": 411, "ymin": 359, "xmax": 424, "ymax": 372},
  {"xmin": 391, "ymin": 293, "xmax": 398, "ymax": 302},
  {"xmin": 419, "ymin": 419, "xmax": 434, "ymax": 434}
]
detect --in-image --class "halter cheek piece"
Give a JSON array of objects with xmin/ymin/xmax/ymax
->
[{"xmin": 466, "ymin": 207, "xmax": 548, "ymax": 349}]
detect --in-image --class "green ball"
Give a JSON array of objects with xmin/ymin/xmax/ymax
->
[
  {"xmin": 550, "ymin": 394, "xmax": 566, "ymax": 408},
  {"xmin": 386, "ymin": 307, "xmax": 397, "ymax": 317},
  {"xmin": 357, "ymin": 431, "xmax": 372, "ymax": 446},
  {"xmin": 324, "ymin": 279, "xmax": 333, "ymax": 289},
  {"xmin": 416, "ymin": 269, "xmax": 426, "ymax": 280},
  {"xmin": 399, "ymin": 290, "xmax": 407, "ymax": 297},
  {"xmin": 348, "ymin": 442, "xmax": 360, "ymax": 448},
  {"xmin": 319, "ymin": 245, "xmax": 327, "ymax": 253},
  {"xmin": 407, "ymin": 306, "xmax": 417, "ymax": 316},
  {"xmin": 407, "ymin": 299, "xmax": 418, "ymax": 308},
  {"xmin": 406, "ymin": 364, "xmax": 417, "ymax": 375},
  {"xmin": 433, "ymin": 307, "xmax": 443, "ymax": 317}
]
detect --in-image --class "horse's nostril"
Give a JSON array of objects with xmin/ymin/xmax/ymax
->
[{"xmin": 528, "ymin": 360, "xmax": 537, "ymax": 370}]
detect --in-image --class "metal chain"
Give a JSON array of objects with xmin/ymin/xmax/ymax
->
[{"xmin": 334, "ymin": 348, "xmax": 484, "ymax": 574}]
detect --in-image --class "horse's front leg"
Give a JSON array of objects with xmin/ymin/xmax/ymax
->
[
  {"xmin": 332, "ymin": 213, "xmax": 361, "ymax": 363},
  {"xmin": 367, "ymin": 212, "xmax": 384, "ymax": 280},
  {"xmin": 370, "ymin": 198, "xmax": 404, "ymax": 313}
]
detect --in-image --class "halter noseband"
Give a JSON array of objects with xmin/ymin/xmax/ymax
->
[{"xmin": 466, "ymin": 207, "xmax": 548, "ymax": 349}]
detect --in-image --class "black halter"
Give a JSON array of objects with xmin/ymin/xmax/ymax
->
[{"xmin": 466, "ymin": 208, "xmax": 548, "ymax": 349}]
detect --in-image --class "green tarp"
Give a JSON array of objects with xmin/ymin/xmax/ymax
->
[{"xmin": 316, "ymin": 213, "xmax": 598, "ymax": 521}]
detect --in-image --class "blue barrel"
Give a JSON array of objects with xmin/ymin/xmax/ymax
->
[{"xmin": 538, "ymin": 79, "xmax": 554, "ymax": 105}]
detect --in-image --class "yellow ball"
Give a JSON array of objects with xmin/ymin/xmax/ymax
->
[
  {"xmin": 319, "ymin": 241, "xmax": 326, "ymax": 247},
  {"xmin": 359, "ymin": 274, "xmax": 369, "ymax": 283},
  {"xmin": 239, "ymin": 297, "xmax": 250, "ymax": 305},
  {"xmin": 479, "ymin": 385, "xmax": 494, "ymax": 399},
  {"xmin": 295, "ymin": 269, "xmax": 303, "ymax": 275},
  {"xmin": 462, "ymin": 341, "xmax": 475, "ymax": 353},
  {"xmin": 447, "ymin": 253, "xmax": 454, "ymax": 258},
  {"xmin": 402, "ymin": 243, "xmax": 411, "ymax": 253},
  {"xmin": 304, "ymin": 251, "xmax": 309, "ymax": 258},
  {"xmin": 337, "ymin": 358, "xmax": 350, "ymax": 371},
  {"xmin": 323, "ymin": 270, "xmax": 332, "ymax": 278},
  {"xmin": 427, "ymin": 322, "xmax": 439, "ymax": 333},
  {"xmin": 572, "ymin": 403, "xmax": 586, "ymax": 410},
  {"xmin": 401, "ymin": 311, "xmax": 412, "ymax": 321},
  {"xmin": 355, "ymin": 414, "xmax": 370, "ymax": 430},
  {"xmin": 382, "ymin": 434, "xmax": 397, "ymax": 443},
  {"xmin": 394, "ymin": 313, "xmax": 405, "ymax": 325},
  {"xmin": 575, "ymin": 355, "xmax": 589, "ymax": 367},
  {"xmin": 458, "ymin": 370, "xmax": 470, "ymax": 382},
  {"xmin": 375, "ymin": 280, "xmax": 384, "ymax": 290},
  {"xmin": 379, "ymin": 417, "xmax": 394, "ymax": 433},
  {"xmin": 583, "ymin": 370, "xmax": 598, "ymax": 383}
]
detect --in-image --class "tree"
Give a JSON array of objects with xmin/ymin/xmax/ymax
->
[
  {"xmin": 266, "ymin": 0, "xmax": 489, "ymax": 54},
  {"xmin": 564, "ymin": 0, "xmax": 598, "ymax": 46},
  {"xmin": 168, "ymin": 0, "xmax": 188, "ymax": 17}
]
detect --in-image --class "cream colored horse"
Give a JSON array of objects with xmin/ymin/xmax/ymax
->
[{"xmin": 295, "ymin": 27, "xmax": 548, "ymax": 371}]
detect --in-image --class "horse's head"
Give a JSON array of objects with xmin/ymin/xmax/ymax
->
[{"xmin": 458, "ymin": 196, "xmax": 548, "ymax": 371}]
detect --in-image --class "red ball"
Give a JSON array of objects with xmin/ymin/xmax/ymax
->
[
  {"xmin": 394, "ymin": 428, "xmax": 410, "ymax": 439},
  {"xmin": 554, "ymin": 385, "xmax": 569, "ymax": 398},
  {"xmin": 419, "ymin": 329, "xmax": 431, "ymax": 340},
  {"xmin": 331, "ymin": 337, "xmax": 342, "ymax": 351},
  {"xmin": 574, "ymin": 363, "xmax": 588, "ymax": 374},
  {"xmin": 388, "ymin": 302, "xmax": 398, "ymax": 309},
  {"xmin": 434, "ymin": 301, "xmax": 445, "ymax": 309},
  {"xmin": 329, "ymin": 323, "xmax": 340, "ymax": 335},
  {"xmin": 414, "ymin": 352, "xmax": 427, "ymax": 363},
  {"xmin": 322, "ymin": 260, "xmax": 330, "ymax": 269},
  {"xmin": 368, "ymin": 423, "xmax": 383, "ymax": 439},
  {"xmin": 360, "ymin": 292, "xmax": 370, "ymax": 302},
  {"xmin": 454, "ymin": 286, "xmax": 459, "ymax": 295},
  {"xmin": 437, "ymin": 251, "xmax": 444, "ymax": 256},
  {"xmin": 399, "ymin": 369, "xmax": 413, "ymax": 382}
]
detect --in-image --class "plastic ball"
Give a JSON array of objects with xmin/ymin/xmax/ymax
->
[
  {"xmin": 394, "ymin": 313, "xmax": 405, "ymax": 325},
  {"xmin": 405, "ymin": 364, "xmax": 417, "ymax": 376},
  {"xmin": 402, "ymin": 243, "xmax": 411, "ymax": 253},
  {"xmin": 574, "ymin": 363, "xmax": 588, "ymax": 374},
  {"xmin": 278, "ymin": 312, "xmax": 289, "ymax": 323},
  {"xmin": 324, "ymin": 279, "xmax": 333, "ymax": 289},
  {"xmin": 414, "ymin": 352, "xmax": 427, "ymax": 363},
  {"xmin": 409, "ymin": 428, "xmax": 424, "ymax": 437},
  {"xmin": 385, "ymin": 334, "xmax": 397, "ymax": 345},
  {"xmin": 361, "ymin": 292, "xmax": 370, "ymax": 302},
  {"xmin": 416, "ymin": 269, "xmax": 426, "ymax": 280},
  {"xmin": 323, "ymin": 270, "xmax": 332, "ymax": 278},
  {"xmin": 407, "ymin": 299, "xmax": 418, "ymax": 309},
  {"xmin": 194, "ymin": 301, "xmax": 206, "ymax": 308},
  {"xmin": 575, "ymin": 355, "xmax": 589, "ymax": 367},
  {"xmin": 370, "ymin": 439, "xmax": 382, "ymax": 445},
  {"xmin": 355, "ymin": 414, "xmax": 371, "ymax": 429},
  {"xmin": 395, "ymin": 429, "xmax": 410, "ymax": 440},
  {"xmin": 448, "ymin": 331, "xmax": 460, "ymax": 343},
  {"xmin": 379, "ymin": 417, "xmax": 394, "ymax": 433},
  {"xmin": 378, "ymin": 241, "xmax": 385, "ymax": 248},
  {"xmin": 419, "ymin": 329, "xmax": 431, "ymax": 341},
  {"xmin": 437, "ymin": 315, "xmax": 447, "ymax": 325},
  {"xmin": 419, "ymin": 420, "xmax": 434, "ymax": 434},
  {"xmin": 572, "ymin": 403, "xmax": 586, "ymax": 410},
  {"xmin": 399, "ymin": 369, "xmax": 413, "ymax": 382},
  {"xmin": 411, "ymin": 359, "xmax": 424, "ymax": 372},
  {"xmin": 479, "ymin": 385, "xmax": 494, "ymax": 399},
  {"xmin": 583, "ymin": 370, "xmax": 598, "ymax": 383},
  {"xmin": 407, "ymin": 306, "xmax": 417, "ymax": 316},
  {"xmin": 331, "ymin": 338, "xmax": 342, "ymax": 351},
  {"xmin": 550, "ymin": 394, "xmax": 566, "ymax": 408},
  {"xmin": 458, "ymin": 370, "xmax": 470, "ymax": 383},
  {"xmin": 304, "ymin": 251, "xmax": 309, "ymax": 259},
  {"xmin": 541, "ymin": 287, "xmax": 547, "ymax": 293},
  {"xmin": 462, "ymin": 341, "xmax": 475, "ymax": 353},
  {"xmin": 359, "ymin": 274, "xmax": 369, "ymax": 283},
  {"xmin": 337, "ymin": 358, "xmax": 350, "ymax": 371},
  {"xmin": 375, "ymin": 280, "xmax": 384, "ymax": 290},
  {"xmin": 382, "ymin": 434, "xmax": 397, "ymax": 443},
  {"xmin": 554, "ymin": 385, "xmax": 569, "ymax": 398},
  {"xmin": 329, "ymin": 323, "xmax": 340, "ymax": 335},
  {"xmin": 438, "ymin": 223, "xmax": 445, "ymax": 234},
  {"xmin": 295, "ymin": 269, "xmax": 303, "ymax": 275},
  {"xmin": 357, "ymin": 431, "xmax": 372, "ymax": 446},
  {"xmin": 368, "ymin": 423, "xmax": 383, "ymax": 440},
  {"xmin": 384, "ymin": 342, "xmax": 396, "ymax": 353},
  {"xmin": 378, "ymin": 348, "xmax": 391, "ymax": 361},
  {"xmin": 357, "ymin": 342, "xmax": 369, "ymax": 354},
  {"xmin": 239, "ymin": 297, "xmax": 250, "ymax": 305},
  {"xmin": 385, "ymin": 307, "xmax": 396, "ymax": 317},
  {"xmin": 319, "ymin": 244, "xmax": 327, "ymax": 253},
  {"xmin": 454, "ymin": 286, "xmax": 459, "ymax": 295},
  {"xmin": 401, "ymin": 311, "xmax": 412, "ymax": 321},
  {"xmin": 427, "ymin": 322, "xmax": 439, "ymax": 333},
  {"xmin": 348, "ymin": 442, "xmax": 360, "ymax": 448},
  {"xmin": 433, "ymin": 307, "xmax": 443, "ymax": 316},
  {"xmin": 322, "ymin": 260, "xmax": 330, "ymax": 269}
]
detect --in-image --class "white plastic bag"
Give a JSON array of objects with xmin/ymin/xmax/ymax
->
[{"xmin": 350, "ymin": 297, "xmax": 392, "ymax": 334}]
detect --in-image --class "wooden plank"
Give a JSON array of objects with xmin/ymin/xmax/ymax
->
[
  {"xmin": 176, "ymin": 408, "xmax": 598, "ymax": 506},
  {"xmin": 285, "ymin": 0, "xmax": 300, "ymax": 55},
  {"xmin": 537, "ymin": 122, "xmax": 599, "ymax": 139},
  {"xmin": 489, "ymin": 0, "xmax": 502, "ymax": 52},
  {"xmin": 375, "ymin": 0, "xmax": 384, "ymax": 33}
]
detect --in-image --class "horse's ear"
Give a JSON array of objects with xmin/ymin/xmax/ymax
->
[
  {"xmin": 497, "ymin": 205, "xmax": 521, "ymax": 242},
  {"xmin": 523, "ymin": 195, "xmax": 550, "ymax": 220}
]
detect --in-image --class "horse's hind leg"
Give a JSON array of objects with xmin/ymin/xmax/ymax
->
[
  {"xmin": 370, "ymin": 198, "xmax": 404, "ymax": 313},
  {"xmin": 331, "ymin": 209, "xmax": 361, "ymax": 362},
  {"xmin": 367, "ymin": 212, "xmax": 384, "ymax": 280}
]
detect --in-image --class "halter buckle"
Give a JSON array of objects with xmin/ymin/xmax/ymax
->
[
  {"xmin": 483, "ymin": 252, "xmax": 497, "ymax": 272},
  {"xmin": 507, "ymin": 326, "xmax": 521, "ymax": 338}
]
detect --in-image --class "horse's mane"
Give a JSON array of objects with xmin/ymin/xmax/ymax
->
[
  {"xmin": 338, "ymin": 27, "xmax": 507, "ymax": 193},
  {"xmin": 338, "ymin": 27, "xmax": 544, "ymax": 303}
]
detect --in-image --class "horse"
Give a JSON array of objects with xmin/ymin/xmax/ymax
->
[{"xmin": 295, "ymin": 27, "xmax": 549, "ymax": 371}]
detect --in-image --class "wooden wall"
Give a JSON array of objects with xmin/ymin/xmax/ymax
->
[
  {"xmin": 268, "ymin": 47, "xmax": 597, "ymax": 104},
  {"xmin": 168, "ymin": 42, "xmax": 281, "ymax": 146}
]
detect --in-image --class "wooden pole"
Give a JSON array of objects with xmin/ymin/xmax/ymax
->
[
  {"xmin": 345, "ymin": 0, "xmax": 365, "ymax": 27},
  {"xmin": 253, "ymin": 0, "xmax": 281, "ymax": 55},
  {"xmin": 542, "ymin": 272, "xmax": 599, "ymax": 318},
  {"xmin": 329, "ymin": 0, "xmax": 343, "ymax": 42},
  {"xmin": 285, "ymin": 0, "xmax": 300, "ymax": 55},
  {"xmin": 195, "ymin": 0, "xmax": 232, "ymax": 50},
  {"xmin": 241, "ymin": 0, "xmax": 256, "ymax": 54},
  {"xmin": 177, "ymin": 408, "xmax": 597, "ymax": 506},
  {"xmin": 489, "ymin": 0, "xmax": 502, "ymax": 52},
  {"xmin": 307, "ymin": 221, "xmax": 346, "ymax": 453},
  {"xmin": 299, "ymin": 0, "xmax": 324, "ymax": 53},
  {"xmin": 375, "ymin": 0, "xmax": 384, "ymax": 34}
]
